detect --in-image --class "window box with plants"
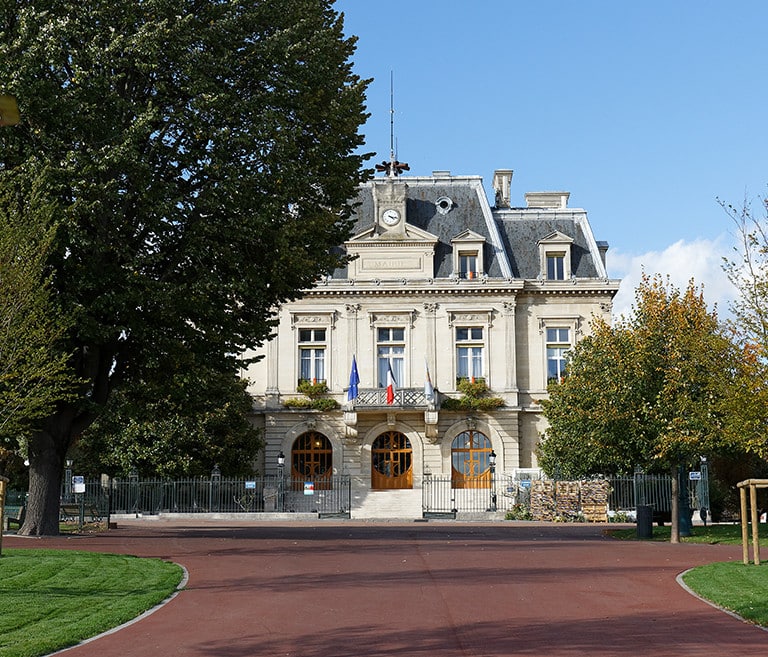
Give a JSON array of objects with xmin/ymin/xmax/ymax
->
[
  {"xmin": 441, "ymin": 379, "xmax": 504, "ymax": 411},
  {"xmin": 283, "ymin": 380, "xmax": 340, "ymax": 411}
]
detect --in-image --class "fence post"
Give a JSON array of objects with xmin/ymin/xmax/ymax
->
[
  {"xmin": 0, "ymin": 475, "xmax": 8, "ymax": 556},
  {"xmin": 211, "ymin": 464, "xmax": 221, "ymax": 512},
  {"xmin": 129, "ymin": 467, "xmax": 139, "ymax": 516}
]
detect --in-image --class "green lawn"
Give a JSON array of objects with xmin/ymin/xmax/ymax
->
[
  {"xmin": 0, "ymin": 549, "xmax": 184, "ymax": 657},
  {"xmin": 682, "ymin": 562, "xmax": 768, "ymax": 627}
]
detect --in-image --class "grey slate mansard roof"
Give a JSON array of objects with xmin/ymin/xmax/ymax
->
[{"xmin": 331, "ymin": 173, "xmax": 606, "ymax": 281}]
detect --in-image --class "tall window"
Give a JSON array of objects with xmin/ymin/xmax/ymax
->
[
  {"xmin": 546, "ymin": 252, "xmax": 566, "ymax": 280},
  {"xmin": 546, "ymin": 327, "xmax": 570, "ymax": 383},
  {"xmin": 377, "ymin": 327, "xmax": 405, "ymax": 388},
  {"xmin": 459, "ymin": 251, "xmax": 478, "ymax": 279},
  {"xmin": 298, "ymin": 328, "xmax": 325, "ymax": 384},
  {"xmin": 456, "ymin": 327, "xmax": 484, "ymax": 381}
]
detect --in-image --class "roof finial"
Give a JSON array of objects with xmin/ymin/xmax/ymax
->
[{"xmin": 375, "ymin": 72, "xmax": 409, "ymax": 177}]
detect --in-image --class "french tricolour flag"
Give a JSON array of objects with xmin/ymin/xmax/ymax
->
[{"xmin": 386, "ymin": 360, "xmax": 397, "ymax": 405}]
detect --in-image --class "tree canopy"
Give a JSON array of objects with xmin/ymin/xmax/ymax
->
[
  {"xmin": 76, "ymin": 361, "xmax": 262, "ymax": 479},
  {"xmin": 0, "ymin": 0, "xmax": 370, "ymax": 534},
  {"xmin": 0, "ymin": 174, "xmax": 77, "ymax": 443},
  {"xmin": 539, "ymin": 275, "xmax": 743, "ymax": 479},
  {"xmin": 721, "ymin": 193, "xmax": 768, "ymax": 357},
  {"xmin": 719, "ymin": 191, "xmax": 768, "ymax": 458}
]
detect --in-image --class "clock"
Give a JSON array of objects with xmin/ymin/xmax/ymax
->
[{"xmin": 381, "ymin": 209, "xmax": 400, "ymax": 226}]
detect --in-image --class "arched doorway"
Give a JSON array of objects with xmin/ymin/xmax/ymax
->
[
  {"xmin": 451, "ymin": 430, "xmax": 492, "ymax": 488},
  {"xmin": 371, "ymin": 431, "xmax": 412, "ymax": 489},
  {"xmin": 291, "ymin": 431, "xmax": 332, "ymax": 489}
]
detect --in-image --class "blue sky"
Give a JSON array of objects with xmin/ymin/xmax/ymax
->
[{"xmin": 335, "ymin": 0, "xmax": 768, "ymax": 317}]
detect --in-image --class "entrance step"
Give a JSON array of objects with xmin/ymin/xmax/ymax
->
[{"xmin": 351, "ymin": 488, "xmax": 423, "ymax": 520}]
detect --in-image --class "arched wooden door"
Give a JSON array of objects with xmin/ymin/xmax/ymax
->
[
  {"xmin": 451, "ymin": 430, "xmax": 492, "ymax": 489},
  {"xmin": 291, "ymin": 431, "xmax": 332, "ymax": 490},
  {"xmin": 371, "ymin": 431, "xmax": 413, "ymax": 489}
]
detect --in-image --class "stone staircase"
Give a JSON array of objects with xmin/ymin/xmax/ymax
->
[{"xmin": 351, "ymin": 488, "xmax": 423, "ymax": 520}]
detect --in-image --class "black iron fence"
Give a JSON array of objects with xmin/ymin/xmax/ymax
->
[
  {"xmin": 422, "ymin": 471, "xmax": 709, "ymax": 518},
  {"xmin": 423, "ymin": 474, "xmax": 530, "ymax": 514},
  {"xmin": 3, "ymin": 469, "xmax": 707, "ymax": 523},
  {"xmin": 109, "ymin": 475, "xmax": 351, "ymax": 517}
]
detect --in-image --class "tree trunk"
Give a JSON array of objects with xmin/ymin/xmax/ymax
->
[
  {"xmin": 670, "ymin": 465, "xmax": 680, "ymax": 544},
  {"xmin": 19, "ymin": 425, "xmax": 70, "ymax": 536}
]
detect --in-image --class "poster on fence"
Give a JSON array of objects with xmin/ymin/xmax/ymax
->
[{"xmin": 304, "ymin": 482, "xmax": 315, "ymax": 496}]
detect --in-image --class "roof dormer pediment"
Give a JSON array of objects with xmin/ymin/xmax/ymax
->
[
  {"xmin": 538, "ymin": 230, "xmax": 574, "ymax": 245},
  {"xmin": 451, "ymin": 229, "xmax": 487, "ymax": 244}
]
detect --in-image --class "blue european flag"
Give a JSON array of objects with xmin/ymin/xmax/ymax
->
[{"xmin": 347, "ymin": 356, "xmax": 360, "ymax": 401}]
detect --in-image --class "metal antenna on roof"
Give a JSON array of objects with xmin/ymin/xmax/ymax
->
[
  {"xmin": 389, "ymin": 72, "xmax": 396, "ymax": 174},
  {"xmin": 375, "ymin": 71, "xmax": 410, "ymax": 178}
]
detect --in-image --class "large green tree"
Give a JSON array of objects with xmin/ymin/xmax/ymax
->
[
  {"xmin": 77, "ymin": 361, "xmax": 262, "ymax": 479},
  {"xmin": 539, "ymin": 275, "xmax": 743, "ymax": 541},
  {"xmin": 0, "ymin": 0, "xmax": 369, "ymax": 534}
]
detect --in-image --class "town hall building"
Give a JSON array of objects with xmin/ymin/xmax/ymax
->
[{"xmin": 243, "ymin": 163, "xmax": 620, "ymax": 518}]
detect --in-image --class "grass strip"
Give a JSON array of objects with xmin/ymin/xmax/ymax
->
[
  {"xmin": 608, "ymin": 523, "xmax": 768, "ymax": 545},
  {"xmin": 682, "ymin": 561, "xmax": 768, "ymax": 627},
  {"xmin": 0, "ymin": 549, "xmax": 183, "ymax": 657}
]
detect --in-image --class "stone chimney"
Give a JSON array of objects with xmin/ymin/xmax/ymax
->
[
  {"xmin": 525, "ymin": 191, "xmax": 570, "ymax": 209},
  {"xmin": 492, "ymin": 169, "xmax": 513, "ymax": 208},
  {"xmin": 596, "ymin": 241, "xmax": 609, "ymax": 268}
]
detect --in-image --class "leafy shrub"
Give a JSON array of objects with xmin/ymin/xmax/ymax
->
[
  {"xmin": 310, "ymin": 397, "xmax": 339, "ymax": 411},
  {"xmin": 506, "ymin": 504, "xmax": 533, "ymax": 520},
  {"xmin": 284, "ymin": 381, "xmax": 339, "ymax": 411},
  {"xmin": 296, "ymin": 380, "xmax": 329, "ymax": 399},
  {"xmin": 456, "ymin": 378, "xmax": 490, "ymax": 397},
  {"xmin": 283, "ymin": 397, "xmax": 313, "ymax": 409}
]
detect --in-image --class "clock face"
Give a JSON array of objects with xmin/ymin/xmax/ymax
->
[{"xmin": 382, "ymin": 209, "xmax": 400, "ymax": 226}]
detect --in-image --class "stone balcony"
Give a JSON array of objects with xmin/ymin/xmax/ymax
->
[{"xmin": 350, "ymin": 387, "xmax": 432, "ymax": 410}]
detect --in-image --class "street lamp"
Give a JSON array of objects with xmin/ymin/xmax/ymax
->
[
  {"xmin": 277, "ymin": 451, "xmax": 285, "ymax": 512},
  {"xmin": 488, "ymin": 450, "xmax": 497, "ymax": 512}
]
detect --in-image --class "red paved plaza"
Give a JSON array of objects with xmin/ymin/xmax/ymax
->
[{"xmin": 7, "ymin": 520, "xmax": 768, "ymax": 656}]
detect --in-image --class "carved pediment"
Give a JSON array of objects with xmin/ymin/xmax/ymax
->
[
  {"xmin": 451, "ymin": 229, "xmax": 486, "ymax": 244},
  {"xmin": 345, "ymin": 224, "xmax": 438, "ymax": 280},
  {"xmin": 538, "ymin": 230, "xmax": 574, "ymax": 245}
]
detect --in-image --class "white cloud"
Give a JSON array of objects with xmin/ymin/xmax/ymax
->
[{"xmin": 608, "ymin": 236, "xmax": 738, "ymax": 321}]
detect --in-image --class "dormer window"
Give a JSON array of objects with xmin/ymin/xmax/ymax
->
[
  {"xmin": 538, "ymin": 231, "xmax": 574, "ymax": 281},
  {"xmin": 459, "ymin": 251, "xmax": 478, "ymax": 279},
  {"xmin": 451, "ymin": 230, "xmax": 486, "ymax": 280},
  {"xmin": 546, "ymin": 252, "xmax": 566, "ymax": 280}
]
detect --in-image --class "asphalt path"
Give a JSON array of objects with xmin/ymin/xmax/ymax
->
[{"xmin": 6, "ymin": 520, "xmax": 768, "ymax": 657}]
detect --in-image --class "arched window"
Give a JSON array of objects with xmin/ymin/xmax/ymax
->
[
  {"xmin": 291, "ymin": 431, "xmax": 332, "ymax": 489},
  {"xmin": 451, "ymin": 430, "xmax": 492, "ymax": 489}
]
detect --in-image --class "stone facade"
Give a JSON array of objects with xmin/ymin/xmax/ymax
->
[{"xmin": 243, "ymin": 167, "xmax": 620, "ymax": 515}]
